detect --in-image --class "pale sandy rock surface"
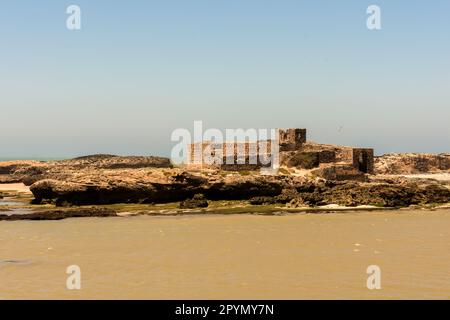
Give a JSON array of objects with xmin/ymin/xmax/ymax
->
[
  {"xmin": 0, "ymin": 183, "xmax": 31, "ymax": 194},
  {"xmin": 375, "ymin": 153, "xmax": 450, "ymax": 174}
]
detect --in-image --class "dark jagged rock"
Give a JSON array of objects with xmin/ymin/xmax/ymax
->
[
  {"xmin": 179, "ymin": 194, "xmax": 209, "ymax": 209},
  {"xmin": 26, "ymin": 168, "xmax": 450, "ymax": 208},
  {"xmin": 252, "ymin": 180, "xmax": 450, "ymax": 208},
  {"xmin": 249, "ymin": 188, "xmax": 299, "ymax": 205},
  {"xmin": 287, "ymin": 197, "xmax": 309, "ymax": 208},
  {"xmin": 0, "ymin": 207, "xmax": 117, "ymax": 221},
  {"xmin": 274, "ymin": 188, "xmax": 300, "ymax": 203},
  {"xmin": 173, "ymin": 172, "xmax": 208, "ymax": 186},
  {"xmin": 296, "ymin": 181, "xmax": 450, "ymax": 207},
  {"xmin": 29, "ymin": 172, "xmax": 287, "ymax": 206}
]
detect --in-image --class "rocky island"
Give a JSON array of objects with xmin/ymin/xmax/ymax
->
[{"xmin": 1, "ymin": 129, "xmax": 450, "ymax": 221}]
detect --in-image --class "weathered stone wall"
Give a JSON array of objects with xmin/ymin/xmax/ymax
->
[
  {"xmin": 186, "ymin": 128, "xmax": 375, "ymax": 177},
  {"xmin": 334, "ymin": 147, "xmax": 354, "ymax": 163},
  {"xmin": 318, "ymin": 150, "xmax": 336, "ymax": 163},
  {"xmin": 188, "ymin": 140, "xmax": 272, "ymax": 169},
  {"xmin": 279, "ymin": 128, "xmax": 306, "ymax": 151},
  {"xmin": 301, "ymin": 143, "xmax": 351, "ymax": 164}
]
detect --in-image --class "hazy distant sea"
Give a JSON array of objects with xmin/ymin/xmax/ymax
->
[{"xmin": 0, "ymin": 157, "xmax": 69, "ymax": 162}]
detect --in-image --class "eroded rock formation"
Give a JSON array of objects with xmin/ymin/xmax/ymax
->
[
  {"xmin": 179, "ymin": 194, "xmax": 209, "ymax": 209},
  {"xmin": 375, "ymin": 153, "xmax": 450, "ymax": 174},
  {"xmin": 1, "ymin": 153, "xmax": 450, "ymax": 210}
]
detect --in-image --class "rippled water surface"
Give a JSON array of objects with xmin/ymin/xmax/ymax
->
[
  {"xmin": 0, "ymin": 198, "xmax": 23, "ymax": 206},
  {"xmin": 1, "ymin": 210, "xmax": 450, "ymax": 299}
]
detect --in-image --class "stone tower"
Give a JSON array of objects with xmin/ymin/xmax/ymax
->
[{"xmin": 278, "ymin": 128, "xmax": 306, "ymax": 151}]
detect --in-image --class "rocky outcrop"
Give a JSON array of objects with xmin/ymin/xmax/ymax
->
[
  {"xmin": 297, "ymin": 181, "xmax": 450, "ymax": 207},
  {"xmin": 251, "ymin": 179, "xmax": 450, "ymax": 207},
  {"xmin": 26, "ymin": 166, "xmax": 450, "ymax": 208},
  {"xmin": 0, "ymin": 160, "xmax": 44, "ymax": 175},
  {"xmin": 311, "ymin": 165, "xmax": 367, "ymax": 182},
  {"xmin": 179, "ymin": 194, "xmax": 209, "ymax": 209},
  {"xmin": 29, "ymin": 170, "xmax": 287, "ymax": 206},
  {"xmin": 3, "ymin": 153, "xmax": 450, "ymax": 210},
  {"xmin": 63, "ymin": 154, "xmax": 172, "ymax": 169},
  {"xmin": 0, "ymin": 155, "xmax": 173, "ymax": 186},
  {"xmin": 375, "ymin": 153, "xmax": 450, "ymax": 174},
  {"xmin": 0, "ymin": 207, "xmax": 117, "ymax": 221},
  {"xmin": 249, "ymin": 188, "xmax": 300, "ymax": 205},
  {"xmin": 0, "ymin": 161, "xmax": 45, "ymax": 184}
]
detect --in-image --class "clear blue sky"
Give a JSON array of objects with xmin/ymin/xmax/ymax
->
[{"xmin": 1, "ymin": 1, "xmax": 449, "ymax": 158}]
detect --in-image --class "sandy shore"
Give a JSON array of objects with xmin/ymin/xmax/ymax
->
[
  {"xmin": 0, "ymin": 183, "xmax": 31, "ymax": 194},
  {"xmin": 375, "ymin": 173, "xmax": 450, "ymax": 182},
  {"xmin": 401, "ymin": 173, "xmax": 450, "ymax": 181},
  {"xmin": 2, "ymin": 209, "xmax": 450, "ymax": 299}
]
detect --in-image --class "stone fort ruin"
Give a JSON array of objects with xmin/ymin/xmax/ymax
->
[{"xmin": 186, "ymin": 128, "xmax": 374, "ymax": 180}]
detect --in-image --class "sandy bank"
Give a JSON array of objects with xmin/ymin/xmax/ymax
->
[{"xmin": 0, "ymin": 183, "xmax": 31, "ymax": 194}]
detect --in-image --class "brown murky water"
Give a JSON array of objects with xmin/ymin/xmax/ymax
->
[{"xmin": 1, "ymin": 210, "xmax": 450, "ymax": 299}]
